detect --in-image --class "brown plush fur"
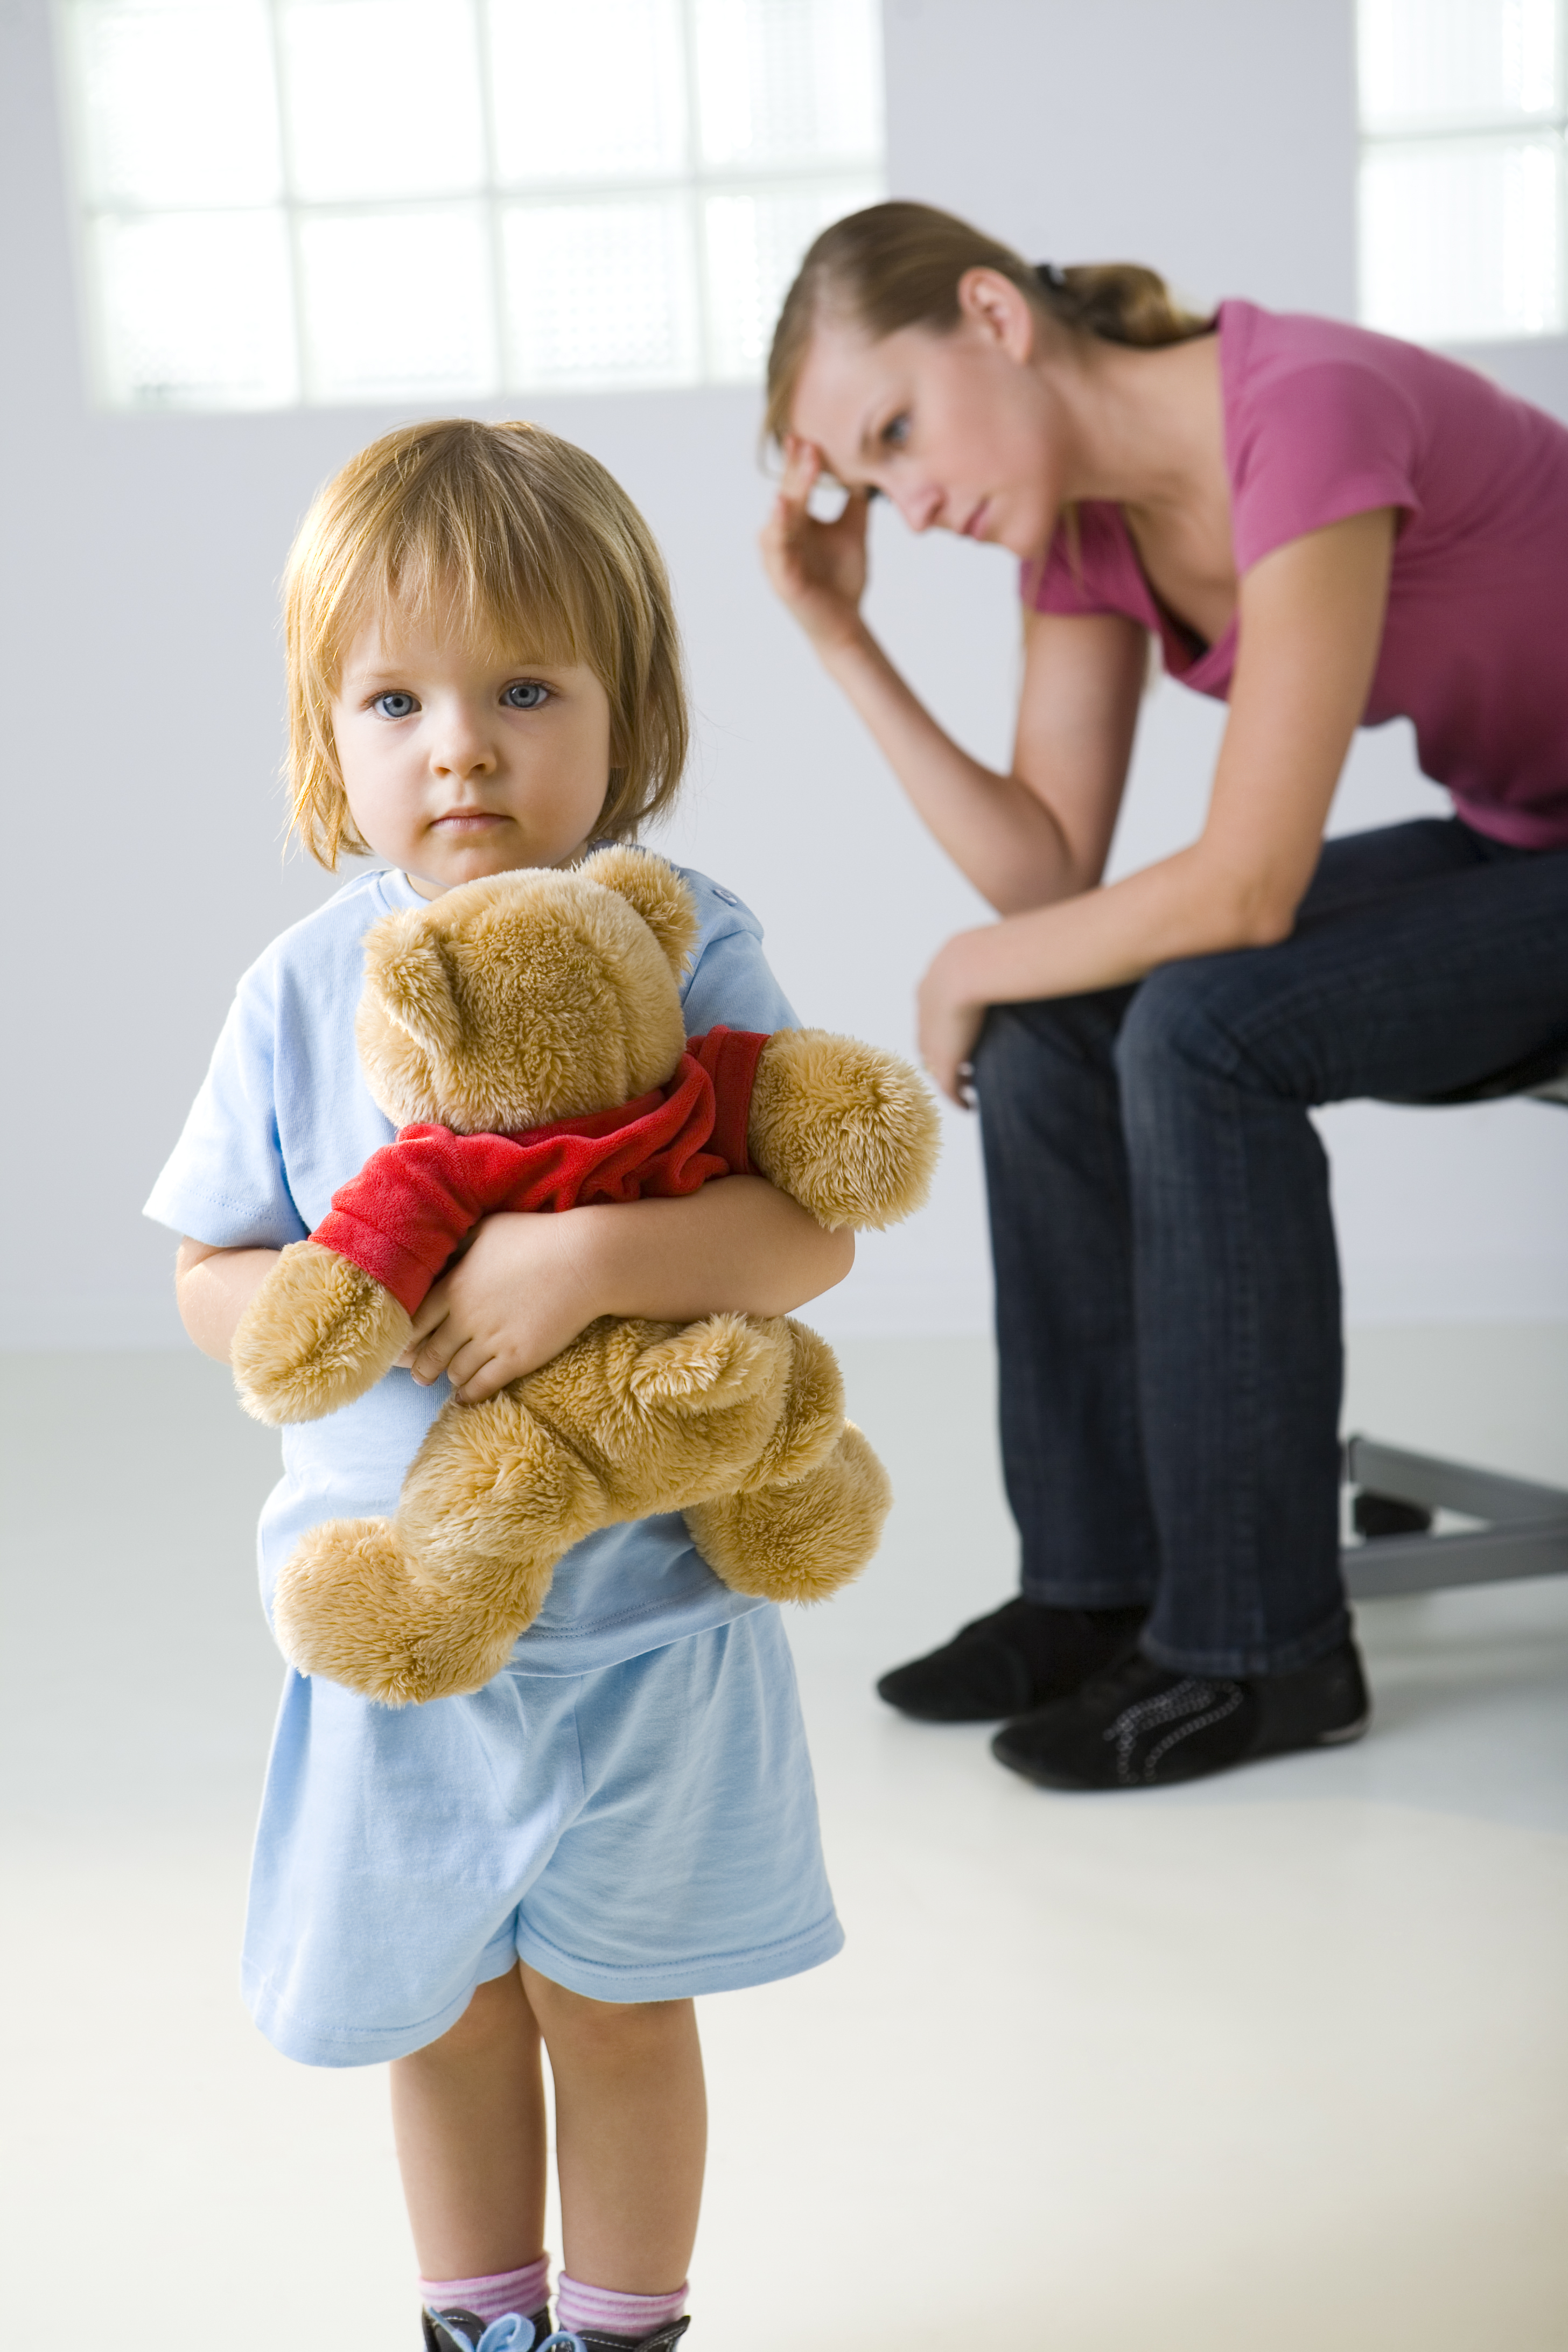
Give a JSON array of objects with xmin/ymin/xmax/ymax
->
[
  {"xmin": 273, "ymin": 1311, "xmax": 886, "ymax": 1705},
  {"xmin": 233, "ymin": 848, "xmax": 939, "ymax": 1704}
]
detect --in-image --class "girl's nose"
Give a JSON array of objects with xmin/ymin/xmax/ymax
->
[{"xmin": 432, "ymin": 705, "xmax": 497, "ymax": 778}]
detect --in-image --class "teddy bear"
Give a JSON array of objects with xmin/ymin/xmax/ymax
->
[{"xmin": 230, "ymin": 845, "xmax": 940, "ymax": 1706}]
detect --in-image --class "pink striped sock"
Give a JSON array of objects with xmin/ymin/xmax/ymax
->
[
  {"xmin": 419, "ymin": 2255, "xmax": 552, "ymax": 2328},
  {"xmin": 555, "ymin": 2272, "xmax": 689, "ymax": 2339}
]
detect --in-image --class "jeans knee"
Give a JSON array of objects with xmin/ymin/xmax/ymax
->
[{"xmin": 1115, "ymin": 963, "xmax": 1242, "ymax": 1100}]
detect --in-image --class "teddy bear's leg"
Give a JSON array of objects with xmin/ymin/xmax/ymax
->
[
  {"xmin": 272, "ymin": 1391, "xmax": 611, "ymax": 1705},
  {"xmin": 232, "ymin": 1241, "xmax": 414, "ymax": 1425},
  {"xmin": 684, "ymin": 1422, "xmax": 893, "ymax": 1605}
]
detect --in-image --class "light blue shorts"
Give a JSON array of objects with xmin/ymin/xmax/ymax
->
[{"xmin": 240, "ymin": 1607, "xmax": 843, "ymax": 2067}]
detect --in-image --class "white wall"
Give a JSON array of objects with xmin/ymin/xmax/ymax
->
[{"xmin": 5, "ymin": 0, "xmax": 1567, "ymax": 1348}]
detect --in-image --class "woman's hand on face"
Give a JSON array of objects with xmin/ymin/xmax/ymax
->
[
  {"xmin": 759, "ymin": 435, "xmax": 872, "ymax": 653},
  {"xmin": 397, "ymin": 1212, "xmax": 602, "ymax": 1405},
  {"xmin": 916, "ymin": 935, "xmax": 989, "ymax": 1110}
]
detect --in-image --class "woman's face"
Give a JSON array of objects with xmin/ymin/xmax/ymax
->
[{"xmin": 788, "ymin": 288, "xmax": 1069, "ymax": 560}]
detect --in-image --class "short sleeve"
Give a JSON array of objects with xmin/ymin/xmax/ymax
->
[
  {"xmin": 677, "ymin": 878, "xmax": 798, "ymax": 1035},
  {"xmin": 143, "ymin": 958, "xmax": 309, "ymax": 1249},
  {"xmin": 1229, "ymin": 359, "xmax": 1422, "ymax": 576}
]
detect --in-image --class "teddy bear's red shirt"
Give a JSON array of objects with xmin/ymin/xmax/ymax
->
[{"xmin": 310, "ymin": 1026, "xmax": 771, "ymax": 1317}]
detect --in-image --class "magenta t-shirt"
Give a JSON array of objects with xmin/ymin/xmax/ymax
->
[{"xmin": 1026, "ymin": 299, "xmax": 1568, "ymax": 849}]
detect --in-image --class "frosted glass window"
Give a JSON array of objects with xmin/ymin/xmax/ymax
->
[
  {"xmin": 279, "ymin": 0, "xmax": 487, "ymax": 203},
  {"xmin": 694, "ymin": 0, "xmax": 883, "ymax": 170},
  {"xmin": 297, "ymin": 204, "xmax": 499, "ymax": 399},
  {"xmin": 55, "ymin": 0, "xmax": 884, "ymax": 411},
  {"xmin": 501, "ymin": 197, "xmax": 699, "ymax": 388},
  {"xmin": 703, "ymin": 176, "xmax": 881, "ymax": 380},
  {"xmin": 65, "ymin": 1, "xmax": 283, "ymax": 208},
  {"xmin": 1357, "ymin": 0, "xmax": 1567, "ymax": 341},
  {"xmin": 90, "ymin": 208, "xmax": 297, "ymax": 408},
  {"xmin": 1359, "ymin": 0, "xmax": 1559, "ymax": 130},
  {"xmin": 487, "ymin": 0, "xmax": 688, "ymax": 184}
]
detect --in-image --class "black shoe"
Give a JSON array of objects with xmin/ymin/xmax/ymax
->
[
  {"xmin": 424, "ymin": 2308, "xmax": 555, "ymax": 2351},
  {"xmin": 876, "ymin": 1595, "xmax": 1149, "ymax": 1721},
  {"xmin": 991, "ymin": 1639, "xmax": 1371, "ymax": 1791},
  {"xmin": 569, "ymin": 2323, "xmax": 690, "ymax": 2352}
]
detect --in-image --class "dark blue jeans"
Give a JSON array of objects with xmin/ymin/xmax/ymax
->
[{"xmin": 974, "ymin": 818, "xmax": 1568, "ymax": 1676}]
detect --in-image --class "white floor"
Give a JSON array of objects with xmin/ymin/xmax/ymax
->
[{"xmin": 4, "ymin": 1333, "xmax": 1567, "ymax": 2350}]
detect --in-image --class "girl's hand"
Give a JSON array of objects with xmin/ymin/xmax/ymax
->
[
  {"xmin": 398, "ymin": 1213, "xmax": 601, "ymax": 1404},
  {"xmin": 759, "ymin": 435, "xmax": 872, "ymax": 652},
  {"xmin": 916, "ymin": 935, "xmax": 990, "ymax": 1109}
]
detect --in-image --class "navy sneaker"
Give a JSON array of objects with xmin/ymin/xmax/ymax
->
[
  {"xmin": 567, "ymin": 2323, "xmax": 690, "ymax": 2352},
  {"xmin": 991, "ymin": 1639, "xmax": 1371, "ymax": 1790},
  {"xmin": 423, "ymin": 2309, "xmax": 561, "ymax": 2352}
]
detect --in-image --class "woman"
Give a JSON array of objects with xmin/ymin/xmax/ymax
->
[{"xmin": 759, "ymin": 200, "xmax": 1568, "ymax": 1792}]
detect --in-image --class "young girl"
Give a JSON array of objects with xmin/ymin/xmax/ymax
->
[{"xmin": 146, "ymin": 419, "xmax": 854, "ymax": 2351}]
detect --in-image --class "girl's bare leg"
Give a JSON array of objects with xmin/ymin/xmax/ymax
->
[
  {"xmin": 521, "ymin": 1963, "xmax": 706, "ymax": 2293},
  {"xmin": 391, "ymin": 1966, "xmax": 549, "ymax": 2279}
]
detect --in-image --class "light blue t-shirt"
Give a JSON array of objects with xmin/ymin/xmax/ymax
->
[{"xmin": 145, "ymin": 860, "xmax": 798, "ymax": 1676}]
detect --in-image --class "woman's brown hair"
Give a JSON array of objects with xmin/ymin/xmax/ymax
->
[
  {"xmin": 284, "ymin": 418, "xmax": 689, "ymax": 867},
  {"xmin": 765, "ymin": 199, "xmax": 1212, "ymax": 447}
]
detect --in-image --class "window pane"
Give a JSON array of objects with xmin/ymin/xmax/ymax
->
[
  {"xmin": 65, "ymin": 0, "xmax": 282, "ymax": 208},
  {"xmin": 1360, "ymin": 135, "xmax": 1563, "ymax": 339},
  {"xmin": 278, "ymin": 0, "xmax": 486, "ymax": 202},
  {"xmin": 500, "ymin": 194, "xmax": 698, "ymax": 386},
  {"xmin": 694, "ymin": 0, "xmax": 882, "ymax": 170},
  {"xmin": 1359, "ymin": 0, "xmax": 1560, "ymax": 132},
  {"xmin": 703, "ymin": 174, "xmax": 879, "ymax": 380},
  {"xmin": 487, "ymin": 0, "xmax": 687, "ymax": 184},
  {"xmin": 297, "ymin": 204, "xmax": 498, "ymax": 399},
  {"xmin": 91, "ymin": 207, "xmax": 297, "ymax": 407}
]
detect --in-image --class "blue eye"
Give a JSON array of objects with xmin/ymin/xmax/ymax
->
[
  {"xmin": 502, "ymin": 680, "xmax": 550, "ymax": 710},
  {"xmin": 881, "ymin": 412, "xmax": 911, "ymax": 449},
  {"xmin": 372, "ymin": 690, "xmax": 417, "ymax": 719}
]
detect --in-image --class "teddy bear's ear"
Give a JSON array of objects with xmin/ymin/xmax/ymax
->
[
  {"xmin": 578, "ymin": 845, "xmax": 701, "ymax": 979},
  {"xmin": 363, "ymin": 912, "xmax": 465, "ymax": 1057}
]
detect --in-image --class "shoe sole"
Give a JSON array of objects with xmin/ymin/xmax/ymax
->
[{"xmin": 995, "ymin": 1706, "xmax": 1374, "ymax": 1791}]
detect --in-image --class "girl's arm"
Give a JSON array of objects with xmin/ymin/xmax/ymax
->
[
  {"xmin": 761, "ymin": 444, "xmax": 1147, "ymax": 913},
  {"xmin": 401, "ymin": 1181, "xmax": 855, "ymax": 1403},
  {"xmin": 176, "ymin": 1238, "xmax": 281, "ymax": 1360},
  {"xmin": 177, "ymin": 1191, "xmax": 852, "ymax": 1405},
  {"xmin": 918, "ymin": 507, "xmax": 1398, "ymax": 1100}
]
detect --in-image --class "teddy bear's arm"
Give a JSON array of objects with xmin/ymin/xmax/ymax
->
[
  {"xmin": 746, "ymin": 1031, "xmax": 941, "ymax": 1233},
  {"xmin": 230, "ymin": 1241, "xmax": 415, "ymax": 1426}
]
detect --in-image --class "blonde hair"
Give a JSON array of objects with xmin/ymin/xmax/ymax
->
[
  {"xmin": 284, "ymin": 418, "xmax": 689, "ymax": 867},
  {"xmin": 765, "ymin": 199, "xmax": 1212, "ymax": 447}
]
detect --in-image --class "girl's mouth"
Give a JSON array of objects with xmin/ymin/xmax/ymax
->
[
  {"xmin": 961, "ymin": 500, "xmax": 990, "ymax": 540},
  {"xmin": 432, "ymin": 810, "xmax": 507, "ymax": 831}
]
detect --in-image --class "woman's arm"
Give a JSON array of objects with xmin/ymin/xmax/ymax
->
[
  {"xmin": 176, "ymin": 1238, "xmax": 281, "ymax": 1360},
  {"xmin": 761, "ymin": 442, "xmax": 1146, "ymax": 912},
  {"xmin": 917, "ymin": 507, "xmax": 1398, "ymax": 1100},
  {"xmin": 401, "ymin": 1180, "xmax": 855, "ymax": 1404}
]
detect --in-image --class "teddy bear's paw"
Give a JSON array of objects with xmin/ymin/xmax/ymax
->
[
  {"xmin": 685, "ymin": 1420, "xmax": 893, "ymax": 1605},
  {"xmin": 232, "ymin": 1244, "xmax": 414, "ymax": 1425},
  {"xmin": 627, "ymin": 1313, "xmax": 788, "ymax": 1411},
  {"xmin": 736, "ymin": 1318, "xmax": 847, "ymax": 1490},
  {"xmin": 273, "ymin": 1517, "xmax": 540, "ymax": 1705},
  {"xmin": 748, "ymin": 1031, "xmax": 941, "ymax": 1232}
]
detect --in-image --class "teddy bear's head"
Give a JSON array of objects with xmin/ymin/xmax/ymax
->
[{"xmin": 355, "ymin": 845, "xmax": 703, "ymax": 1133}]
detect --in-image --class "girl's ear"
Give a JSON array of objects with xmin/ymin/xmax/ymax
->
[
  {"xmin": 363, "ymin": 912, "xmax": 465, "ymax": 1055},
  {"xmin": 580, "ymin": 845, "xmax": 701, "ymax": 979}
]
